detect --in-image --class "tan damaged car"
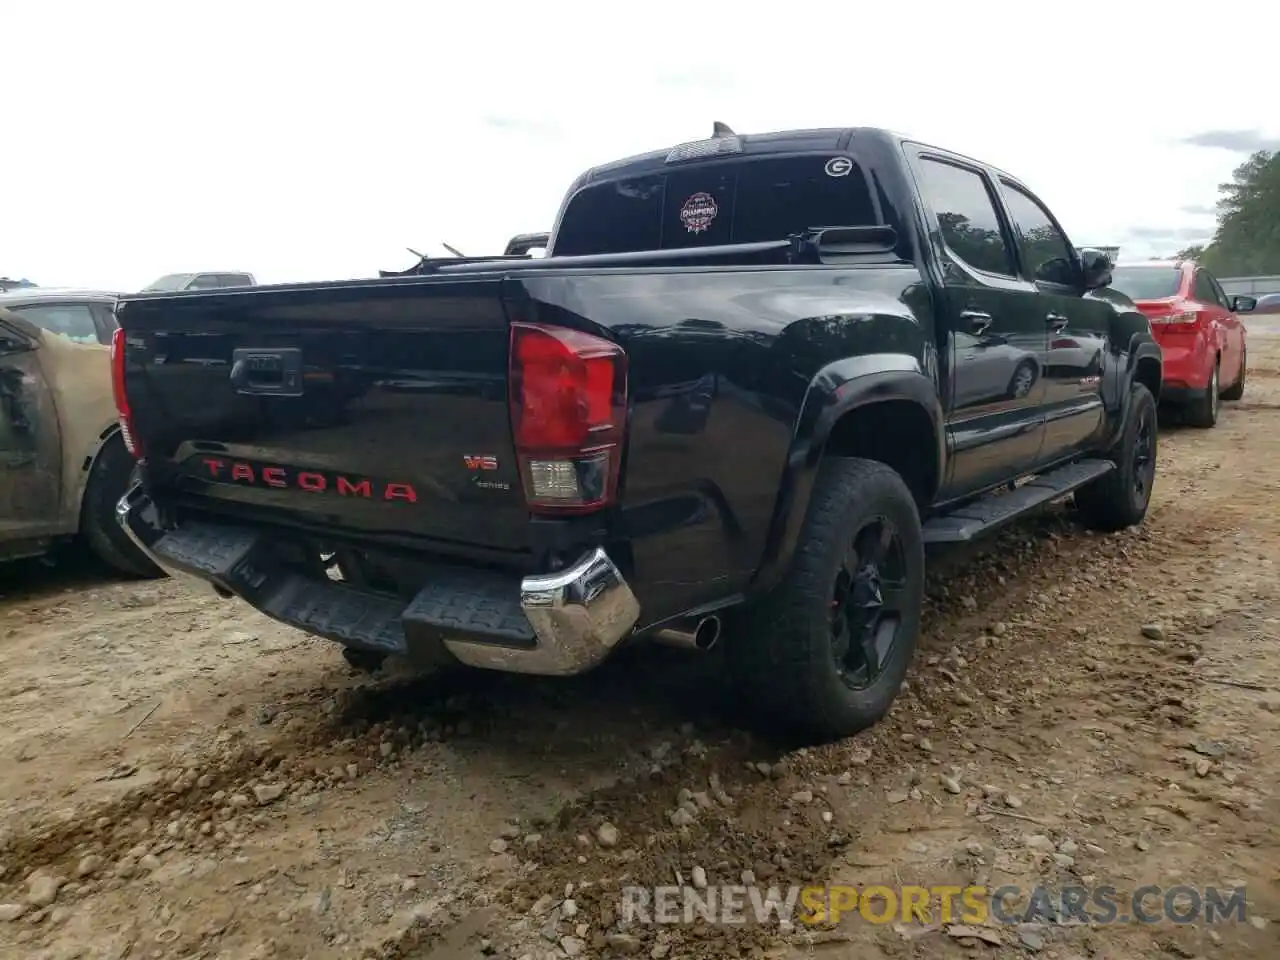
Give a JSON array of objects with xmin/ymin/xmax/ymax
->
[{"xmin": 0, "ymin": 288, "xmax": 161, "ymax": 576}]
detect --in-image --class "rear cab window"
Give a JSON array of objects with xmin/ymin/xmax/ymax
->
[{"xmin": 551, "ymin": 154, "xmax": 880, "ymax": 256}]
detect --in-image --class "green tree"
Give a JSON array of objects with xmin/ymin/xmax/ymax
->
[{"xmin": 1195, "ymin": 151, "xmax": 1280, "ymax": 276}]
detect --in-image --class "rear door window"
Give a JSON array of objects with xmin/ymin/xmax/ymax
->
[
  {"xmin": 90, "ymin": 302, "xmax": 119, "ymax": 344},
  {"xmin": 1192, "ymin": 270, "xmax": 1219, "ymax": 306},
  {"xmin": 915, "ymin": 158, "xmax": 1015, "ymax": 277},
  {"xmin": 1205, "ymin": 272, "xmax": 1232, "ymax": 309},
  {"xmin": 552, "ymin": 154, "xmax": 878, "ymax": 256},
  {"xmin": 7, "ymin": 303, "xmax": 101, "ymax": 344}
]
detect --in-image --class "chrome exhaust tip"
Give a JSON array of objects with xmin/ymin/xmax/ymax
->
[{"xmin": 652, "ymin": 615, "xmax": 721, "ymax": 652}]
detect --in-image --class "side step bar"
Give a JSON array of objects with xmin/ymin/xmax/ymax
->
[{"xmin": 922, "ymin": 458, "xmax": 1113, "ymax": 545}]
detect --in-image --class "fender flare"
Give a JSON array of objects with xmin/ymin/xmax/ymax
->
[
  {"xmin": 1109, "ymin": 335, "xmax": 1163, "ymax": 447},
  {"xmin": 750, "ymin": 358, "xmax": 945, "ymax": 596},
  {"xmin": 70, "ymin": 423, "xmax": 123, "ymax": 522},
  {"xmin": 1127, "ymin": 336, "xmax": 1163, "ymax": 383}
]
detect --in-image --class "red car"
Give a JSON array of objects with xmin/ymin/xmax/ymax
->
[{"xmin": 1108, "ymin": 260, "xmax": 1253, "ymax": 427}]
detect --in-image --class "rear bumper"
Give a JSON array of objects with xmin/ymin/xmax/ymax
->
[
  {"xmin": 1152, "ymin": 334, "xmax": 1211, "ymax": 390},
  {"xmin": 115, "ymin": 486, "xmax": 640, "ymax": 676},
  {"xmin": 1159, "ymin": 385, "xmax": 1208, "ymax": 406}
]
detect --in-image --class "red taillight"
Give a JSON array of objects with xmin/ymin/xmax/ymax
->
[
  {"xmin": 110, "ymin": 327, "xmax": 144, "ymax": 458},
  {"xmin": 1139, "ymin": 300, "xmax": 1200, "ymax": 328},
  {"xmin": 508, "ymin": 322, "xmax": 627, "ymax": 515}
]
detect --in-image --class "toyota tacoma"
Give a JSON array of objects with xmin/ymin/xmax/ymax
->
[{"xmin": 112, "ymin": 125, "xmax": 1162, "ymax": 743}]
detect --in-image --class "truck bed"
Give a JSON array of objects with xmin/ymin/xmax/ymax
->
[{"xmin": 115, "ymin": 241, "xmax": 923, "ymax": 625}]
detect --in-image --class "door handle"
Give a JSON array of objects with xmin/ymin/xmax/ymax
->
[
  {"xmin": 960, "ymin": 310, "xmax": 993, "ymax": 336},
  {"xmin": 1045, "ymin": 312, "xmax": 1069, "ymax": 333}
]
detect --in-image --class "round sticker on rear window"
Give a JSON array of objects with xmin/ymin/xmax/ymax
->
[
  {"xmin": 679, "ymin": 192, "xmax": 719, "ymax": 234},
  {"xmin": 825, "ymin": 156, "xmax": 853, "ymax": 177}
]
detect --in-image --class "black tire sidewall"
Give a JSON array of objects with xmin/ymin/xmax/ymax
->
[
  {"xmin": 1185, "ymin": 361, "xmax": 1218, "ymax": 427},
  {"xmin": 754, "ymin": 459, "xmax": 926, "ymax": 739},
  {"xmin": 1223, "ymin": 347, "xmax": 1245, "ymax": 400},
  {"xmin": 82, "ymin": 434, "xmax": 161, "ymax": 577},
  {"xmin": 1074, "ymin": 382, "xmax": 1158, "ymax": 531},
  {"xmin": 1122, "ymin": 383, "xmax": 1158, "ymax": 514}
]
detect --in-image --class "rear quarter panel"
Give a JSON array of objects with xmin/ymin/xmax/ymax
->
[
  {"xmin": 35, "ymin": 331, "xmax": 118, "ymax": 523},
  {"xmin": 511, "ymin": 263, "xmax": 933, "ymax": 625}
]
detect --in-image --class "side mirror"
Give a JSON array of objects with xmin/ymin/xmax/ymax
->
[
  {"xmin": 1079, "ymin": 249, "xmax": 1113, "ymax": 291},
  {"xmin": 1230, "ymin": 295, "xmax": 1257, "ymax": 313}
]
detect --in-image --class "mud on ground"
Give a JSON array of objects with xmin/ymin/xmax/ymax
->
[{"xmin": 1, "ymin": 333, "xmax": 1278, "ymax": 960}]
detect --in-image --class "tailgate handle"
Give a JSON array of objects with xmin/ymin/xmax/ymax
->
[{"xmin": 230, "ymin": 348, "xmax": 304, "ymax": 396}]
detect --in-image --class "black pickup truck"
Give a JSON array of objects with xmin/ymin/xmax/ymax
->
[{"xmin": 112, "ymin": 126, "xmax": 1162, "ymax": 743}]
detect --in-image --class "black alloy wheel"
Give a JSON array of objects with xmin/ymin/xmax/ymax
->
[{"xmin": 829, "ymin": 517, "xmax": 909, "ymax": 690}]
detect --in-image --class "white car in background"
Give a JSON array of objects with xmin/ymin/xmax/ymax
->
[
  {"xmin": 0, "ymin": 288, "xmax": 162, "ymax": 576},
  {"xmin": 141, "ymin": 271, "xmax": 256, "ymax": 292}
]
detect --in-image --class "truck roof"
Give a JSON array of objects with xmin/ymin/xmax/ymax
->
[
  {"xmin": 0, "ymin": 287, "xmax": 121, "ymax": 304},
  {"xmin": 571, "ymin": 126, "xmax": 1014, "ymax": 188}
]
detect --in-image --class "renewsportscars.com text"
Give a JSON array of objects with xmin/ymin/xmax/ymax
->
[{"xmin": 620, "ymin": 883, "xmax": 1249, "ymax": 926}]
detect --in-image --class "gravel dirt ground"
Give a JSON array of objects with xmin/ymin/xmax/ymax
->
[{"xmin": 2, "ymin": 326, "xmax": 1278, "ymax": 960}]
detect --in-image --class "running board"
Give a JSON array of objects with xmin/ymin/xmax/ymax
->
[{"xmin": 922, "ymin": 458, "xmax": 1114, "ymax": 544}]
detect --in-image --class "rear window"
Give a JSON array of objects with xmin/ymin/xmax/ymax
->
[
  {"xmin": 552, "ymin": 155, "xmax": 878, "ymax": 256},
  {"xmin": 1109, "ymin": 267, "xmax": 1182, "ymax": 300}
]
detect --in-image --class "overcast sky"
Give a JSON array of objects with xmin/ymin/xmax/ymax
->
[{"xmin": 6, "ymin": 1, "xmax": 1278, "ymax": 290}]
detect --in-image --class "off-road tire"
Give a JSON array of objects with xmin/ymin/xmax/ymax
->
[
  {"xmin": 727, "ymin": 458, "xmax": 925, "ymax": 744},
  {"xmin": 81, "ymin": 434, "xmax": 164, "ymax": 578},
  {"xmin": 1074, "ymin": 382, "xmax": 1158, "ymax": 532},
  {"xmin": 1184, "ymin": 359, "xmax": 1219, "ymax": 428},
  {"xmin": 1220, "ymin": 348, "xmax": 1246, "ymax": 401}
]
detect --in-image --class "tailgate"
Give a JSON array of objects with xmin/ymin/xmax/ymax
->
[{"xmin": 115, "ymin": 278, "xmax": 530, "ymax": 554}]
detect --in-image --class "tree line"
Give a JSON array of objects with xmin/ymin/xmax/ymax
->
[{"xmin": 1176, "ymin": 150, "xmax": 1280, "ymax": 276}]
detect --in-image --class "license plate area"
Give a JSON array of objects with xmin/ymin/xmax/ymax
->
[{"xmin": 230, "ymin": 348, "xmax": 303, "ymax": 396}]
